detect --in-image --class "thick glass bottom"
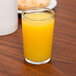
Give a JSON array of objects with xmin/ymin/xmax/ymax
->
[{"xmin": 24, "ymin": 58, "xmax": 51, "ymax": 65}]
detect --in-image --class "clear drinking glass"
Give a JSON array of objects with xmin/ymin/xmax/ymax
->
[{"xmin": 22, "ymin": 8, "xmax": 55, "ymax": 65}]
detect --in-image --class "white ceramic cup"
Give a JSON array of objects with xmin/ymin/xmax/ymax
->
[{"xmin": 0, "ymin": 0, "xmax": 18, "ymax": 36}]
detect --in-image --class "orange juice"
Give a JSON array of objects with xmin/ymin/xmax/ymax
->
[{"xmin": 22, "ymin": 11, "xmax": 55, "ymax": 64}]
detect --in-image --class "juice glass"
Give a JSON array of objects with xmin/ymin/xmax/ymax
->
[{"xmin": 22, "ymin": 8, "xmax": 55, "ymax": 65}]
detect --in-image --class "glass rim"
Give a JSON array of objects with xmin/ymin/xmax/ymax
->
[{"xmin": 22, "ymin": 7, "xmax": 55, "ymax": 21}]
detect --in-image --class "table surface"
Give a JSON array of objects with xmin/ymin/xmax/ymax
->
[{"xmin": 0, "ymin": 0, "xmax": 76, "ymax": 76}]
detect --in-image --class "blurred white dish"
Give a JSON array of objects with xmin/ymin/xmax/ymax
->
[{"xmin": 18, "ymin": 0, "xmax": 57, "ymax": 13}]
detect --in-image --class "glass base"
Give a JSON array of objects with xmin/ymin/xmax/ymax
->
[{"xmin": 24, "ymin": 58, "xmax": 51, "ymax": 65}]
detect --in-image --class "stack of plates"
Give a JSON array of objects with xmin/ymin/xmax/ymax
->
[{"xmin": 18, "ymin": 0, "xmax": 57, "ymax": 13}]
